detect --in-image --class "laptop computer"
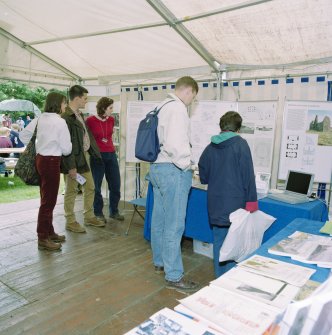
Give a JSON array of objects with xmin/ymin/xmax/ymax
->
[{"xmin": 267, "ymin": 170, "xmax": 315, "ymax": 204}]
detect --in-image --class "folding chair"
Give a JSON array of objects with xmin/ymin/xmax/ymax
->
[{"xmin": 125, "ymin": 176, "xmax": 148, "ymax": 235}]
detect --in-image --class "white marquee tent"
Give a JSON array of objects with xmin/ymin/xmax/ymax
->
[
  {"xmin": 1, "ymin": 0, "xmax": 332, "ymax": 87},
  {"xmin": 1, "ymin": 0, "xmax": 332, "ymax": 199}
]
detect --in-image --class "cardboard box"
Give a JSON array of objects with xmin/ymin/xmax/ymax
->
[{"xmin": 193, "ymin": 239, "xmax": 213, "ymax": 259}]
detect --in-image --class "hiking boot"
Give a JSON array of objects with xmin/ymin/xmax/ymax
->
[
  {"xmin": 66, "ymin": 221, "xmax": 86, "ymax": 233},
  {"xmin": 38, "ymin": 239, "xmax": 62, "ymax": 251},
  {"xmin": 84, "ymin": 217, "xmax": 106, "ymax": 227},
  {"xmin": 95, "ymin": 215, "xmax": 107, "ymax": 224},
  {"xmin": 165, "ymin": 278, "xmax": 199, "ymax": 292},
  {"xmin": 154, "ymin": 266, "xmax": 164, "ymax": 274},
  {"xmin": 109, "ymin": 212, "xmax": 125, "ymax": 221},
  {"xmin": 49, "ymin": 233, "xmax": 66, "ymax": 242}
]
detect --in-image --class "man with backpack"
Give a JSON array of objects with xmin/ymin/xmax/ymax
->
[{"xmin": 148, "ymin": 76, "xmax": 199, "ymax": 292}]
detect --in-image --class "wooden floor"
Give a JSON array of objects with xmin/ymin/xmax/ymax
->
[{"xmin": 0, "ymin": 195, "xmax": 214, "ymax": 335}]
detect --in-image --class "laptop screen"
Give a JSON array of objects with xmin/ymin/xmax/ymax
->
[{"xmin": 286, "ymin": 170, "xmax": 314, "ymax": 196}]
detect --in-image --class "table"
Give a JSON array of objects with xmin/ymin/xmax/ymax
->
[
  {"xmin": 144, "ymin": 184, "xmax": 329, "ymax": 243},
  {"xmin": 248, "ymin": 218, "xmax": 331, "ymax": 283},
  {"xmin": 0, "ymin": 147, "xmax": 25, "ymax": 154}
]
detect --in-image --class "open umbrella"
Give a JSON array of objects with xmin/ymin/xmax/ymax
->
[{"xmin": 0, "ymin": 99, "xmax": 41, "ymax": 116}]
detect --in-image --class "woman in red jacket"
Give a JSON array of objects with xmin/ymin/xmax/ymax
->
[{"xmin": 86, "ymin": 97, "xmax": 123, "ymax": 223}]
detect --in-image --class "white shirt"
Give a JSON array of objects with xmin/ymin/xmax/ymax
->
[
  {"xmin": 17, "ymin": 119, "xmax": 25, "ymax": 130},
  {"xmin": 19, "ymin": 113, "xmax": 72, "ymax": 156},
  {"xmin": 155, "ymin": 93, "xmax": 191, "ymax": 170}
]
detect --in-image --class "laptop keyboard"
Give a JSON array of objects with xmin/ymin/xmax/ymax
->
[{"xmin": 267, "ymin": 192, "xmax": 310, "ymax": 204}]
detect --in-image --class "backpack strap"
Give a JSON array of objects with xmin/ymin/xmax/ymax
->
[{"xmin": 153, "ymin": 99, "xmax": 175, "ymax": 115}]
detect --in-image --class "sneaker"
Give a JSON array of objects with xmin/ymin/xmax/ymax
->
[
  {"xmin": 154, "ymin": 266, "xmax": 164, "ymax": 274},
  {"xmin": 96, "ymin": 215, "xmax": 107, "ymax": 224},
  {"xmin": 109, "ymin": 212, "xmax": 125, "ymax": 221},
  {"xmin": 66, "ymin": 221, "xmax": 86, "ymax": 233},
  {"xmin": 84, "ymin": 217, "xmax": 106, "ymax": 227},
  {"xmin": 38, "ymin": 238, "xmax": 62, "ymax": 251},
  {"xmin": 165, "ymin": 278, "xmax": 199, "ymax": 292},
  {"xmin": 49, "ymin": 233, "xmax": 66, "ymax": 242}
]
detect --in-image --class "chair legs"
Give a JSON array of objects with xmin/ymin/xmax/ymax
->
[
  {"xmin": 125, "ymin": 207, "xmax": 136, "ymax": 235},
  {"xmin": 125, "ymin": 205, "xmax": 145, "ymax": 235}
]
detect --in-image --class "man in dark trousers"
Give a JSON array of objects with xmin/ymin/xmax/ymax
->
[{"xmin": 198, "ymin": 111, "xmax": 257, "ymax": 278}]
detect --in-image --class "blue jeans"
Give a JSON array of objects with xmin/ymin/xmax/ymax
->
[
  {"xmin": 212, "ymin": 225, "xmax": 237, "ymax": 278},
  {"xmin": 149, "ymin": 163, "xmax": 192, "ymax": 282},
  {"xmin": 90, "ymin": 152, "xmax": 121, "ymax": 217}
]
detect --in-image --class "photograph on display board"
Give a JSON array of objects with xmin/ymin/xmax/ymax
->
[
  {"xmin": 307, "ymin": 110, "xmax": 332, "ymax": 146},
  {"xmin": 279, "ymin": 101, "xmax": 332, "ymax": 182}
]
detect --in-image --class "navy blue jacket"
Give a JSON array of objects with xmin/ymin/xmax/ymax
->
[{"xmin": 198, "ymin": 134, "xmax": 257, "ymax": 227}]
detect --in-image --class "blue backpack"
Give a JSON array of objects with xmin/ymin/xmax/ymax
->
[{"xmin": 135, "ymin": 99, "xmax": 175, "ymax": 162}]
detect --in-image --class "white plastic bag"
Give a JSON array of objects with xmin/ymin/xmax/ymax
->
[{"xmin": 219, "ymin": 208, "xmax": 276, "ymax": 263}]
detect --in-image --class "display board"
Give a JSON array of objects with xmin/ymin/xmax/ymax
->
[
  {"xmin": 238, "ymin": 101, "xmax": 277, "ymax": 174},
  {"xmin": 279, "ymin": 101, "xmax": 332, "ymax": 183},
  {"xmin": 126, "ymin": 100, "xmax": 277, "ymax": 174},
  {"xmin": 190, "ymin": 101, "xmax": 236, "ymax": 165},
  {"xmin": 190, "ymin": 101, "xmax": 277, "ymax": 174},
  {"xmin": 126, "ymin": 101, "xmax": 157, "ymax": 163}
]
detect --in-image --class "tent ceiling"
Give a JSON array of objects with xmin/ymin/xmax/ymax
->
[{"xmin": 0, "ymin": 0, "xmax": 331, "ymax": 85}]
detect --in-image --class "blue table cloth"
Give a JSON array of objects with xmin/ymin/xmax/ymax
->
[
  {"xmin": 144, "ymin": 184, "xmax": 329, "ymax": 243},
  {"xmin": 247, "ymin": 218, "xmax": 331, "ymax": 283}
]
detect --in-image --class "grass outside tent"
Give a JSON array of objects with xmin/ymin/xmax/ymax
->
[{"xmin": 0, "ymin": 175, "xmax": 65, "ymax": 203}]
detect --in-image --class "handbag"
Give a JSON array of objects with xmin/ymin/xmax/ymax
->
[{"xmin": 14, "ymin": 124, "xmax": 40, "ymax": 186}]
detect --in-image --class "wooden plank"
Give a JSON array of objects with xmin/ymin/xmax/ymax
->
[
  {"xmin": 0, "ymin": 282, "xmax": 29, "ymax": 318},
  {"xmin": 0, "ymin": 196, "xmax": 214, "ymax": 335}
]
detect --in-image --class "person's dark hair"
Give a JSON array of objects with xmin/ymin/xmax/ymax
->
[
  {"xmin": 219, "ymin": 111, "xmax": 242, "ymax": 132},
  {"xmin": 68, "ymin": 85, "xmax": 88, "ymax": 101},
  {"xmin": 96, "ymin": 97, "xmax": 114, "ymax": 118},
  {"xmin": 175, "ymin": 76, "xmax": 199, "ymax": 94},
  {"xmin": 44, "ymin": 92, "xmax": 66, "ymax": 114}
]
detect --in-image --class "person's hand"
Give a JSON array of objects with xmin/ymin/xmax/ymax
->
[
  {"xmin": 245, "ymin": 201, "xmax": 258, "ymax": 212},
  {"xmin": 68, "ymin": 168, "xmax": 77, "ymax": 180}
]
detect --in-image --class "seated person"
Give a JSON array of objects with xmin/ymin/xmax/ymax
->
[
  {"xmin": 0, "ymin": 127, "xmax": 13, "ymax": 158},
  {"xmin": 10, "ymin": 124, "xmax": 25, "ymax": 157}
]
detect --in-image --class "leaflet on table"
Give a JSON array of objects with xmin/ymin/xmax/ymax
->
[
  {"xmin": 238, "ymin": 255, "xmax": 316, "ymax": 287},
  {"xmin": 124, "ymin": 307, "xmax": 223, "ymax": 335},
  {"xmin": 293, "ymin": 280, "xmax": 321, "ymax": 301},
  {"xmin": 275, "ymin": 276, "xmax": 332, "ymax": 335},
  {"xmin": 174, "ymin": 304, "xmax": 229, "ymax": 334},
  {"xmin": 268, "ymin": 231, "xmax": 332, "ymax": 268},
  {"xmin": 292, "ymin": 244, "xmax": 332, "ymax": 268},
  {"xmin": 179, "ymin": 286, "xmax": 279, "ymax": 335},
  {"xmin": 268, "ymin": 231, "xmax": 332, "ymax": 257},
  {"xmin": 319, "ymin": 221, "xmax": 332, "ymax": 236},
  {"xmin": 210, "ymin": 267, "xmax": 299, "ymax": 311},
  {"xmin": 75, "ymin": 173, "xmax": 86, "ymax": 185}
]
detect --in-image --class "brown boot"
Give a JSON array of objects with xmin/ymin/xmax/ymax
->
[
  {"xmin": 84, "ymin": 217, "xmax": 106, "ymax": 227},
  {"xmin": 66, "ymin": 221, "xmax": 86, "ymax": 233},
  {"xmin": 49, "ymin": 233, "xmax": 66, "ymax": 243},
  {"xmin": 38, "ymin": 238, "xmax": 62, "ymax": 251}
]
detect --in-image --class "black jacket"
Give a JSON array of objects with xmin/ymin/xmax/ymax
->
[
  {"xmin": 60, "ymin": 107, "xmax": 101, "ymax": 174},
  {"xmin": 198, "ymin": 135, "xmax": 257, "ymax": 227}
]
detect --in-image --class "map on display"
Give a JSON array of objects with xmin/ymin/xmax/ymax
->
[{"xmin": 279, "ymin": 101, "xmax": 332, "ymax": 183}]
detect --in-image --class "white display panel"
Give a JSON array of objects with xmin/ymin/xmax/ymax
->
[
  {"xmin": 126, "ymin": 100, "xmax": 277, "ymax": 175},
  {"xmin": 190, "ymin": 100, "xmax": 277, "ymax": 174},
  {"xmin": 279, "ymin": 101, "xmax": 332, "ymax": 183},
  {"xmin": 238, "ymin": 101, "xmax": 277, "ymax": 174},
  {"xmin": 190, "ymin": 101, "xmax": 237, "ymax": 165},
  {"xmin": 126, "ymin": 101, "xmax": 157, "ymax": 163}
]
